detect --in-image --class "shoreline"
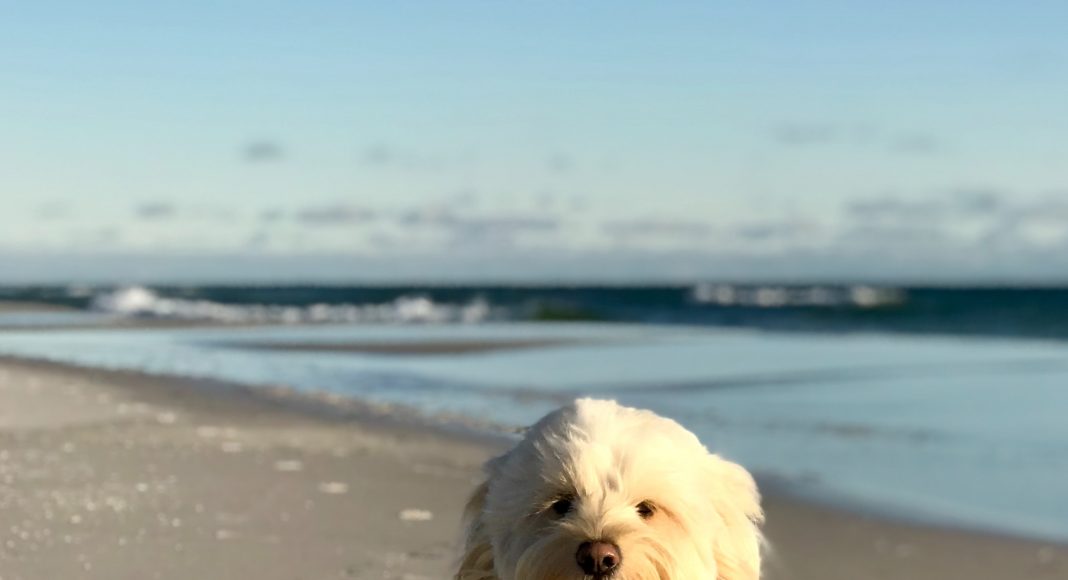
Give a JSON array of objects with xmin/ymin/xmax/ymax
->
[
  {"xmin": 232, "ymin": 338, "xmax": 590, "ymax": 355},
  {"xmin": 1, "ymin": 354, "xmax": 1065, "ymax": 579}
]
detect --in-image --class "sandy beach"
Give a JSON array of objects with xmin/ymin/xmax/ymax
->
[{"xmin": 1, "ymin": 356, "xmax": 1065, "ymax": 580}]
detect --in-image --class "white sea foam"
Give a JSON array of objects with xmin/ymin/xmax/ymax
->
[
  {"xmin": 691, "ymin": 283, "xmax": 905, "ymax": 309},
  {"xmin": 89, "ymin": 286, "xmax": 495, "ymax": 325}
]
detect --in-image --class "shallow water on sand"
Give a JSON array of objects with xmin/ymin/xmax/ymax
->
[{"xmin": 0, "ymin": 322, "xmax": 1065, "ymax": 542}]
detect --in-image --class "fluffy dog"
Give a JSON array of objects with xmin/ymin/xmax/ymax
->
[{"xmin": 455, "ymin": 398, "xmax": 764, "ymax": 580}]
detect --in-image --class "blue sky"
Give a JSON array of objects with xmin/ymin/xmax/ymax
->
[{"xmin": 3, "ymin": 1, "xmax": 1068, "ymax": 282}]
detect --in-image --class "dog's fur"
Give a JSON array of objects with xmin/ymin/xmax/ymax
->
[{"xmin": 456, "ymin": 398, "xmax": 764, "ymax": 580}]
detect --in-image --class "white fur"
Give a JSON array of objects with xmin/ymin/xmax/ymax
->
[{"xmin": 456, "ymin": 398, "xmax": 764, "ymax": 580}]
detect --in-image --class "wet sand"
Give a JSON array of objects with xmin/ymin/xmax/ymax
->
[
  {"xmin": 0, "ymin": 301, "xmax": 76, "ymax": 313},
  {"xmin": 237, "ymin": 338, "xmax": 585, "ymax": 355},
  {"xmin": 0, "ymin": 357, "xmax": 1065, "ymax": 580}
]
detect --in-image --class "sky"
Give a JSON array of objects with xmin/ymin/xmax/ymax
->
[{"xmin": 3, "ymin": 1, "xmax": 1068, "ymax": 283}]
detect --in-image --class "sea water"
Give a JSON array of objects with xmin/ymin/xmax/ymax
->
[{"xmin": 0, "ymin": 321, "xmax": 1065, "ymax": 542}]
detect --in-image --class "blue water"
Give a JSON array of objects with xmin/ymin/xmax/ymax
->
[
  {"xmin": 0, "ymin": 322, "xmax": 1065, "ymax": 542},
  {"xmin": 12, "ymin": 283, "xmax": 1068, "ymax": 340}
]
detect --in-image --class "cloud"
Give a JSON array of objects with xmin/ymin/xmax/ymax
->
[
  {"xmin": 601, "ymin": 219, "xmax": 715, "ymax": 239},
  {"xmin": 36, "ymin": 202, "xmax": 70, "ymax": 220},
  {"xmin": 953, "ymin": 189, "xmax": 1005, "ymax": 214},
  {"xmin": 93, "ymin": 227, "xmax": 121, "ymax": 244},
  {"xmin": 891, "ymin": 134, "xmax": 941, "ymax": 154},
  {"xmin": 188, "ymin": 206, "xmax": 239, "ymax": 222},
  {"xmin": 283, "ymin": 196, "xmax": 552, "ymax": 244},
  {"xmin": 546, "ymin": 153, "xmax": 575, "ymax": 174},
  {"xmin": 845, "ymin": 196, "xmax": 945, "ymax": 221},
  {"xmin": 243, "ymin": 141, "xmax": 284, "ymax": 163},
  {"xmin": 772, "ymin": 122, "xmax": 941, "ymax": 155},
  {"xmin": 67, "ymin": 227, "xmax": 122, "ymax": 246},
  {"xmin": 840, "ymin": 188, "xmax": 1068, "ymax": 256},
  {"xmin": 259, "ymin": 209, "xmax": 284, "ymax": 223},
  {"xmin": 399, "ymin": 207, "xmax": 559, "ymax": 245},
  {"xmin": 9, "ymin": 242, "xmax": 1068, "ymax": 284},
  {"xmin": 772, "ymin": 123, "xmax": 841, "ymax": 146},
  {"xmin": 363, "ymin": 144, "xmax": 393, "ymax": 166},
  {"xmin": 393, "ymin": 200, "xmax": 561, "ymax": 248},
  {"xmin": 245, "ymin": 230, "xmax": 272, "ymax": 249},
  {"xmin": 14, "ymin": 185, "xmax": 1068, "ymax": 284},
  {"xmin": 845, "ymin": 189, "xmax": 1007, "ymax": 223},
  {"xmin": 733, "ymin": 221, "xmax": 817, "ymax": 241},
  {"xmin": 295, "ymin": 204, "xmax": 377, "ymax": 226},
  {"xmin": 836, "ymin": 223, "xmax": 952, "ymax": 250},
  {"xmin": 365, "ymin": 232, "xmax": 400, "ymax": 249},
  {"xmin": 134, "ymin": 202, "xmax": 177, "ymax": 220},
  {"xmin": 1005, "ymin": 195, "xmax": 1068, "ymax": 222},
  {"xmin": 600, "ymin": 217, "xmax": 824, "ymax": 250},
  {"xmin": 451, "ymin": 215, "xmax": 559, "ymax": 239},
  {"xmin": 7, "ymin": 188, "xmax": 1068, "ymax": 283},
  {"xmin": 396, "ymin": 206, "xmax": 456, "ymax": 228},
  {"xmin": 361, "ymin": 143, "xmax": 444, "ymax": 171},
  {"xmin": 130, "ymin": 203, "xmax": 245, "ymax": 223}
]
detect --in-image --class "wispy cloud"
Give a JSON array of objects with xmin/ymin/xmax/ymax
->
[
  {"xmin": 360, "ymin": 143, "xmax": 445, "ymax": 172},
  {"xmin": 35, "ymin": 202, "xmax": 71, "ymax": 220},
  {"xmin": 245, "ymin": 230, "xmax": 272, "ymax": 249},
  {"xmin": 398, "ymin": 205, "xmax": 560, "ymax": 247},
  {"xmin": 134, "ymin": 202, "xmax": 177, "ymax": 220},
  {"xmin": 601, "ymin": 219, "xmax": 715, "ymax": 239},
  {"xmin": 890, "ymin": 134, "xmax": 941, "ymax": 154},
  {"xmin": 842, "ymin": 188, "xmax": 1068, "ymax": 253},
  {"xmin": 67, "ymin": 227, "xmax": 122, "ymax": 246},
  {"xmin": 243, "ymin": 141, "xmax": 284, "ymax": 163},
  {"xmin": 294, "ymin": 204, "xmax": 377, "ymax": 226},
  {"xmin": 546, "ymin": 153, "xmax": 575, "ymax": 174},
  {"xmin": 772, "ymin": 123, "xmax": 843, "ymax": 146},
  {"xmin": 11, "ymin": 243, "xmax": 1068, "ymax": 284},
  {"xmin": 845, "ymin": 189, "xmax": 1006, "ymax": 223},
  {"xmin": 362, "ymin": 143, "xmax": 393, "ymax": 166},
  {"xmin": 12, "ymin": 186, "xmax": 1065, "ymax": 283},
  {"xmin": 772, "ymin": 122, "xmax": 941, "ymax": 154},
  {"xmin": 130, "ymin": 203, "xmax": 246, "ymax": 223},
  {"xmin": 259, "ymin": 209, "xmax": 284, "ymax": 223},
  {"xmin": 733, "ymin": 220, "xmax": 817, "ymax": 241}
]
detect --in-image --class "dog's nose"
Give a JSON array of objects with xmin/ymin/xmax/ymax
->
[{"xmin": 576, "ymin": 541, "xmax": 621, "ymax": 575}]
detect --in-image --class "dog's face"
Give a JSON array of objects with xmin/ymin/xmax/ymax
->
[{"xmin": 457, "ymin": 399, "xmax": 763, "ymax": 580}]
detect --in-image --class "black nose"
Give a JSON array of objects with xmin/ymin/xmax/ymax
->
[{"xmin": 576, "ymin": 541, "xmax": 621, "ymax": 576}]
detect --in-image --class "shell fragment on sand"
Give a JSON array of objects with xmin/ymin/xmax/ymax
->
[
  {"xmin": 317, "ymin": 481, "xmax": 349, "ymax": 494},
  {"xmin": 398, "ymin": 508, "xmax": 433, "ymax": 522}
]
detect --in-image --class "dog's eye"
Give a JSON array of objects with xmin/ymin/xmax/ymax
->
[
  {"xmin": 550, "ymin": 497, "xmax": 573, "ymax": 516},
  {"xmin": 636, "ymin": 500, "xmax": 655, "ymax": 519}
]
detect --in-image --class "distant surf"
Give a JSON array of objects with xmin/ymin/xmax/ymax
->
[{"xmin": 5, "ymin": 283, "xmax": 1068, "ymax": 340}]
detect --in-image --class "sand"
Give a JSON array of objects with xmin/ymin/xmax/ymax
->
[{"xmin": 1, "ymin": 357, "xmax": 1065, "ymax": 580}]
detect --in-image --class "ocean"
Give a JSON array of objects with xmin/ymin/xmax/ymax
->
[
  {"xmin": 7, "ymin": 283, "xmax": 1068, "ymax": 339},
  {"xmin": 0, "ymin": 284, "xmax": 1066, "ymax": 542}
]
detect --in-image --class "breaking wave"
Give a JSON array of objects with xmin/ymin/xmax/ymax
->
[
  {"xmin": 691, "ymin": 283, "xmax": 905, "ymax": 309},
  {"xmin": 10, "ymin": 282, "xmax": 1058, "ymax": 339},
  {"xmin": 90, "ymin": 286, "xmax": 496, "ymax": 325}
]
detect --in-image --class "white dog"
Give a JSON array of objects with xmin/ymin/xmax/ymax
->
[{"xmin": 455, "ymin": 398, "xmax": 764, "ymax": 580}]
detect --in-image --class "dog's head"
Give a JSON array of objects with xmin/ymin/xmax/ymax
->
[{"xmin": 457, "ymin": 398, "xmax": 763, "ymax": 580}]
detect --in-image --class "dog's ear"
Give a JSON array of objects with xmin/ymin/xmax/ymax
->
[
  {"xmin": 455, "ymin": 480, "xmax": 497, "ymax": 580},
  {"xmin": 705, "ymin": 454, "xmax": 765, "ymax": 580}
]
